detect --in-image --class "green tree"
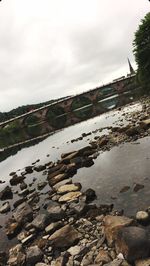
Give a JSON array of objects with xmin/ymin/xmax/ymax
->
[{"xmin": 133, "ymin": 12, "xmax": 150, "ymax": 93}]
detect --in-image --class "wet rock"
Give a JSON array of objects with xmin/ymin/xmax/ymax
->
[
  {"xmin": 13, "ymin": 202, "xmax": 33, "ymax": 224},
  {"xmin": 18, "ymin": 188, "xmax": 30, "ymax": 197},
  {"xmin": 26, "ymin": 245, "xmax": 43, "ymax": 265},
  {"xmin": 8, "ymin": 244, "xmax": 25, "ymax": 266},
  {"xmin": 57, "ymin": 183, "xmax": 81, "ymax": 194},
  {"xmin": 21, "ymin": 233, "xmax": 35, "ymax": 245},
  {"xmin": 47, "ymin": 201, "xmax": 65, "ymax": 221},
  {"xmin": 58, "ymin": 191, "xmax": 82, "ymax": 203},
  {"xmin": 133, "ymin": 184, "xmax": 144, "ymax": 192},
  {"xmin": 104, "ymin": 215, "xmax": 133, "ymax": 246},
  {"xmin": 69, "ymin": 201, "xmax": 88, "ymax": 216},
  {"xmin": 61, "ymin": 151, "xmax": 79, "ymax": 164},
  {"xmin": 13, "ymin": 198, "xmax": 25, "ymax": 208},
  {"xmin": 45, "ymin": 221, "xmax": 63, "ymax": 234},
  {"xmin": 9, "ymin": 171, "xmax": 16, "ymax": 176},
  {"xmin": 5, "ymin": 219, "xmax": 20, "ymax": 237},
  {"xmin": 0, "ymin": 201, "xmax": 10, "ymax": 213},
  {"xmin": 34, "ymin": 165, "xmax": 46, "ymax": 172},
  {"xmin": 0, "ymin": 186, "xmax": 13, "ymax": 200},
  {"xmin": 10, "ymin": 175, "xmax": 25, "ymax": 186},
  {"xmin": 48, "ymin": 224, "xmax": 81, "ymax": 248},
  {"xmin": 25, "ymin": 166, "xmax": 33, "ymax": 173},
  {"xmin": 120, "ymin": 186, "xmax": 130, "ymax": 193},
  {"xmin": 31, "ymin": 211, "xmax": 50, "ymax": 230},
  {"xmin": 20, "ymin": 181, "xmax": 27, "ymax": 190},
  {"xmin": 135, "ymin": 258, "xmax": 150, "ymax": 266},
  {"xmin": 37, "ymin": 181, "xmax": 47, "ymax": 190},
  {"xmin": 49, "ymin": 173, "xmax": 68, "ymax": 186},
  {"xmin": 136, "ymin": 211, "xmax": 149, "ymax": 224},
  {"xmin": 82, "ymin": 157, "xmax": 94, "ymax": 167},
  {"xmin": 85, "ymin": 188, "xmax": 96, "ymax": 202},
  {"xmin": 115, "ymin": 226, "xmax": 150, "ymax": 262},
  {"xmin": 95, "ymin": 249, "xmax": 112, "ymax": 264},
  {"xmin": 98, "ymin": 135, "xmax": 109, "ymax": 147}
]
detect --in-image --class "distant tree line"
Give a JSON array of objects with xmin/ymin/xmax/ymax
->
[{"xmin": 133, "ymin": 12, "xmax": 150, "ymax": 93}]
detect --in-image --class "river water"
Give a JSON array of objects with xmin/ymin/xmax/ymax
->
[{"xmin": 0, "ymin": 97, "xmax": 149, "ymax": 251}]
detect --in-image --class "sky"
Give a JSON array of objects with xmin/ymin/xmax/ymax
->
[{"xmin": 0, "ymin": 0, "xmax": 149, "ymax": 111}]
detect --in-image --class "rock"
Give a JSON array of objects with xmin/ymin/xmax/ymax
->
[
  {"xmin": 37, "ymin": 181, "xmax": 47, "ymax": 190},
  {"xmin": 61, "ymin": 151, "xmax": 79, "ymax": 163},
  {"xmin": 125, "ymin": 126, "xmax": 139, "ymax": 136},
  {"xmin": 13, "ymin": 202, "xmax": 33, "ymax": 224},
  {"xmin": 133, "ymin": 184, "xmax": 144, "ymax": 192},
  {"xmin": 104, "ymin": 215, "xmax": 133, "ymax": 246},
  {"xmin": 13, "ymin": 198, "xmax": 25, "ymax": 208},
  {"xmin": 0, "ymin": 201, "xmax": 10, "ymax": 213},
  {"xmin": 47, "ymin": 201, "xmax": 65, "ymax": 221},
  {"xmin": 57, "ymin": 183, "xmax": 81, "ymax": 194},
  {"xmin": 18, "ymin": 188, "xmax": 30, "ymax": 197},
  {"xmin": 8, "ymin": 244, "xmax": 25, "ymax": 266},
  {"xmin": 135, "ymin": 258, "xmax": 150, "ymax": 266},
  {"xmin": 10, "ymin": 175, "xmax": 25, "ymax": 186},
  {"xmin": 34, "ymin": 165, "xmax": 46, "ymax": 172},
  {"xmin": 35, "ymin": 264, "xmax": 49, "ymax": 266},
  {"xmin": 20, "ymin": 181, "xmax": 27, "ymax": 190},
  {"xmin": 136, "ymin": 211, "xmax": 149, "ymax": 224},
  {"xmin": 45, "ymin": 221, "xmax": 63, "ymax": 234},
  {"xmin": 69, "ymin": 201, "xmax": 88, "ymax": 216},
  {"xmin": 21, "ymin": 234, "xmax": 35, "ymax": 245},
  {"xmin": 140, "ymin": 119, "xmax": 150, "ymax": 129},
  {"xmin": 58, "ymin": 191, "xmax": 82, "ymax": 202},
  {"xmin": 115, "ymin": 226, "xmax": 150, "ymax": 262},
  {"xmin": 95, "ymin": 249, "xmax": 112, "ymax": 264},
  {"xmin": 49, "ymin": 173, "xmax": 68, "ymax": 186},
  {"xmin": 48, "ymin": 224, "xmax": 81, "ymax": 248},
  {"xmin": 68, "ymin": 245, "xmax": 81, "ymax": 256},
  {"xmin": 85, "ymin": 188, "xmax": 96, "ymax": 202},
  {"xmin": 25, "ymin": 166, "xmax": 33, "ymax": 173},
  {"xmin": 32, "ymin": 211, "xmax": 50, "ymax": 230},
  {"xmin": 5, "ymin": 219, "xmax": 20, "ymax": 237},
  {"xmin": 103, "ymin": 258, "xmax": 123, "ymax": 266},
  {"xmin": 26, "ymin": 245, "xmax": 43, "ymax": 265},
  {"xmin": 0, "ymin": 186, "xmax": 13, "ymax": 200},
  {"xmin": 98, "ymin": 136, "xmax": 109, "ymax": 147},
  {"xmin": 120, "ymin": 186, "xmax": 130, "ymax": 193}
]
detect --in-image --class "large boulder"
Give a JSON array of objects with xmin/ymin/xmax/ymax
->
[
  {"xmin": 104, "ymin": 215, "xmax": 133, "ymax": 246},
  {"xmin": 48, "ymin": 224, "xmax": 81, "ymax": 248},
  {"xmin": 115, "ymin": 226, "xmax": 150, "ymax": 263},
  {"xmin": 13, "ymin": 202, "xmax": 33, "ymax": 225}
]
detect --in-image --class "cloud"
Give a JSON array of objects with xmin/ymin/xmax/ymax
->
[{"xmin": 0, "ymin": 0, "xmax": 149, "ymax": 111}]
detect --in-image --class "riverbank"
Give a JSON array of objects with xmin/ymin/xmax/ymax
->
[{"xmin": 0, "ymin": 96, "xmax": 149, "ymax": 265}]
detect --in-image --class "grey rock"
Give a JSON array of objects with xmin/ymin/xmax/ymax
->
[
  {"xmin": 26, "ymin": 245, "xmax": 43, "ymax": 265},
  {"xmin": 13, "ymin": 202, "xmax": 33, "ymax": 224},
  {"xmin": 32, "ymin": 211, "xmax": 50, "ymax": 230}
]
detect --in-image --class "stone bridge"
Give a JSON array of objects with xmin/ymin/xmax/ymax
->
[{"xmin": 0, "ymin": 74, "xmax": 137, "ymax": 130}]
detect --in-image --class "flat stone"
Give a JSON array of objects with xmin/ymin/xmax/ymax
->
[
  {"xmin": 58, "ymin": 191, "xmax": 82, "ymax": 202},
  {"xmin": 13, "ymin": 198, "xmax": 25, "ymax": 208},
  {"xmin": 115, "ymin": 226, "xmax": 150, "ymax": 262},
  {"xmin": 48, "ymin": 224, "xmax": 80, "ymax": 248},
  {"xmin": 135, "ymin": 258, "xmax": 150, "ymax": 266},
  {"xmin": 0, "ymin": 186, "xmax": 13, "ymax": 200},
  {"xmin": 49, "ymin": 173, "xmax": 68, "ymax": 186},
  {"xmin": 45, "ymin": 221, "xmax": 63, "ymax": 234},
  {"xmin": 0, "ymin": 201, "xmax": 10, "ymax": 213},
  {"xmin": 104, "ymin": 215, "xmax": 133, "ymax": 246},
  {"xmin": 26, "ymin": 245, "xmax": 43, "ymax": 265},
  {"xmin": 13, "ymin": 202, "xmax": 33, "ymax": 224},
  {"xmin": 68, "ymin": 245, "xmax": 81, "ymax": 256},
  {"xmin": 57, "ymin": 183, "xmax": 81, "ymax": 194}
]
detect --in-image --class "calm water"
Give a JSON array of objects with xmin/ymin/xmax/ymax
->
[{"xmin": 0, "ymin": 100, "xmax": 149, "ymax": 251}]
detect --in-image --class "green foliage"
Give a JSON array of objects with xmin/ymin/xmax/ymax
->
[{"xmin": 133, "ymin": 12, "xmax": 150, "ymax": 93}]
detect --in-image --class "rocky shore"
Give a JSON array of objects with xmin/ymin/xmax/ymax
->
[{"xmin": 0, "ymin": 97, "xmax": 149, "ymax": 266}]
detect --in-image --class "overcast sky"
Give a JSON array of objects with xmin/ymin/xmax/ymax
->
[{"xmin": 0, "ymin": 0, "xmax": 149, "ymax": 111}]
